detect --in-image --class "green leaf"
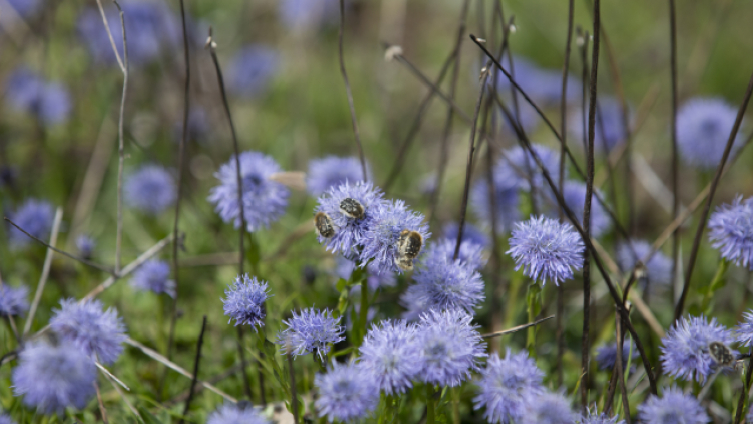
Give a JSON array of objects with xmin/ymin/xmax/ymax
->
[{"xmin": 137, "ymin": 406, "xmax": 164, "ymax": 424}]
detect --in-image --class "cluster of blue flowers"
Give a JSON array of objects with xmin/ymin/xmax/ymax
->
[{"xmin": 5, "ymin": 68, "xmax": 71, "ymax": 127}]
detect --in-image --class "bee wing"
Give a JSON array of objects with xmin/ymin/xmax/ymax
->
[{"xmin": 269, "ymin": 172, "xmax": 307, "ymax": 191}]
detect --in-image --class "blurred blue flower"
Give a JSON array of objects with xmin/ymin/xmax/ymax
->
[
  {"xmin": 207, "ymin": 402, "xmax": 270, "ymax": 424},
  {"xmin": 12, "ymin": 341, "xmax": 97, "ymax": 415},
  {"xmin": 358, "ymin": 320, "xmax": 421, "ymax": 395},
  {"xmin": 306, "ymin": 156, "xmax": 369, "ymax": 197},
  {"xmin": 316, "ymin": 181, "xmax": 385, "ymax": 258},
  {"xmin": 423, "ymin": 237, "xmax": 487, "ymax": 271},
  {"xmin": 570, "ymin": 97, "xmax": 627, "ymax": 154},
  {"xmin": 5, "ymin": 68, "xmax": 71, "ymax": 126},
  {"xmin": 315, "ymin": 360, "xmax": 378, "ymax": 423},
  {"xmin": 226, "ymin": 45, "xmax": 279, "ymax": 99},
  {"xmin": 491, "ymin": 56, "xmax": 581, "ymax": 106},
  {"xmin": 415, "ymin": 309, "xmax": 486, "ymax": 387},
  {"xmin": 6, "ymin": 0, "xmax": 43, "ymax": 18},
  {"xmin": 615, "ymin": 240, "xmax": 672, "ymax": 287},
  {"xmin": 208, "ymin": 151, "xmax": 290, "ymax": 233},
  {"xmin": 173, "ymin": 108, "xmax": 210, "ymax": 144},
  {"xmin": 77, "ymin": 1, "xmax": 181, "ymax": 66},
  {"xmin": 507, "ymin": 215, "xmax": 584, "ymax": 286},
  {"xmin": 595, "ymin": 341, "xmax": 637, "ymax": 371},
  {"xmin": 677, "ymin": 97, "xmax": 743, "ymax": 169},
  {"xmin": 130, "ymin": 259, "xmax": 176, "ymax": 298},
  {"xmin": 50, "ymin": 299, "xmax": 128, "ymax": 365},
  {"xmin": 443, "ymin": 221, "xmax": 490, "ymax": 248},
  {"xmin": 473, "ymin": 349, "xmax": 545, "ymax": 424},
  {"xmin": 708, "ymin": 195, "xmax": 753, "ymax": 269},
  {"xmin": 334, "ymin": 257, "xmax": 395, "ymax": 292},
  {"xmin": 124, "ymin": 165, "xmax": 176, "ymax": 215},
  {"xmin": 75, "ymin": 235, "xmax": 96, "ymax": 259},
  {"xmin": 279, "ymin": 308, "xmax": 344, "ymax": 361},
  {"xmin": 520, "ymin": 391, "xmax": 576, "ymax": 424},
  {"xmin": 470, "ymin": 177, "xmax": 521, "ymax": 235},
  {"xmin": 495, "ymin": 144, "xmax": 565, "ymax": 194},
  {"xmin": 560, "ymin": 180, "xmax": 611, "ymax": 238},
  {"xmin": 497, "ymin": 101, "xmax": 542, "ymax": 139},
  {"xmin": 580, "ymin": 408, "xmax": 625, "ymax": 424},
  {"xmin": 8, "ymin": 199, "xmax": 54, "ymax": 248},
  {"xmin": 637, "ymin": 387, "xmax": 709, "ymax": 424},
  {"xmin": 0, "ymin": 284, "xmax": 29, "ymax": 317},
  {"xmin": 735, "ymin": 310, "xmax": 753, "ymax": 349},
  {"xmin": 660, "ymin": 315, "xmax": 736, "ymax": 383},
  {"xmin": 0, "ymin": 413, "xmax": 15, "ymax": 424},
  {"xmin": 279, "ymin": 0, "xmax": 339, "ymax": 30},
  {"xmin": 223, "ymin": 274, "xmax": 269, "ymax": 330},
  {"xmin": 359, "ymin": 199, "xmax": 430, "ymax": 274}
]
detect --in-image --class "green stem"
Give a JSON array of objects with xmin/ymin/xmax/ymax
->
[
  {"xmin": 526, "ymin": 282, "xmax": 542, "ymax": 358},
  {"xmin": 358, "ymin": 279, "xmax": 369, "ymax": 346},
  {"xmin": 426, "ymin": 385, "xmax": 436, "ymax": 424},
  {"xmin": 701, "ymin": 258, "xmax": 729, "ymax": 313},
  {"xmin": 451, "ymin": 386, "xmax": 460, "ymax": 424}
]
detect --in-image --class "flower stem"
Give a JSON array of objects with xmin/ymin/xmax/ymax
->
[
  {"xmin": 358, "ymin": 279, "xmax": 369, "ymax": 346},
  {"xmin": 451, "ymin": 386, "xmax": 460, "ymax": 424},
  {"xmin": 526, "ymin": 281, "xmax": 542, "ymax": 357},
  {"xmin": 426, "ymin": 385, "xmax": 436, "ymax": 424},
  {"xmin": 701, "ymin": 258, "xmax": 729, "ymax": 313}
]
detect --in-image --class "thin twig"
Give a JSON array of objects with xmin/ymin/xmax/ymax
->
[
  {"xmin": 23, "ymin": 208, "xmax": 62, "ymax": 336},
  {"xmin": 614, "ymin": 313, "xmax": 631, "ymax": 423},
  {"xmin": 101, "ymin": 366, "xmax": 142, "ymax": 421},
  {"xmin": 181, "ymin": 316, "xmax": 207, "ymax": 423},
  {"xmin": 734, "ymin": 353, "xmax": 753, "ymax": 423},
  {"xmin": 94, "ymin": 382, "xmax": 109, "ymax": 424},
  {"xmin": 669, "ymin": 0, "xmax": 680, "ymax": 299},
  {"xmin": 482, "ymin": 315, "xmax": 555, "ymax": 339},
  {"xmin": 112, "ymin": 0, "xmax": 128, "ymax": 274},
  {"xmin": 287, "ymin": 351, "xmax": 300, "ymax": 424},
  {"xmin": 95, "ymin": 361, "xmax": 130, "ymax": 391},
  {"xmin": 94, "ymin": 0, "xmax": 124, "ymax": 71}
]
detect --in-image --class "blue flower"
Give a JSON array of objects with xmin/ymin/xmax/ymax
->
[
  {"xmin": 473, "ymin": 349, "xmax": 545, "ymax": 424},
  {"xmin": 223, "ymin": 274, "xmax": 270, "ymax": 330},
  {"xmin": 660, "ymin": 315, "xmax": 736, "ymax": 383},
  {"xmin": 422, "ymin": 237, "xmax": 487, "ymax": 271},
  {"xmin": 415, "ymin": 309, "xmax": 486, "ymax": 387},
  {"xmin": 443, "ymin": 221, "xmax": 490, "ymax": 248},
  {"xmin": 0, "ymin": 284, "xmax": 29, "ymax": 317},
  {"xmin": 315, "ymin": 361, "xmax": 378, "ymax": 423},
  {"xmin": 207, "ymin": 402, "xmax": 270, "ymax": 424},
  {"xmin": 6, "ymin": 0, "xmax": 43, "ymax": 17},
  {"xmin": 12, "ymin": 341, "xmax": 97, "ymax": 415},
  {"xmin": 570, "ymin": 97, "xmax": 627, "ymax": 153},
  {"xmin": 735, "ymin": 310, "xmax": 753, "ymax": 349},
  {"xmin": 173, "ymin": 108, "xmax": 210, "ymax": 144},
  {"xmin": 5, "ymin": 68, "xmax": 72, "ymax": 126},
  {"xmin": 491, "ymin": 56, "xmax": 581, "ymax": 106},
  {"xmin": 560, "ymin": 181, "xmax": 611, "ymax": 238},
  {"xmin": 507, "ymin": 215, "xmax": 584, "ymax": 286},
  {"xmin": 130, "ymin": 259, "xmax": 176, "ymax": 298},
  {"xmin": 637, "ymin": 387, "xmax": 709, "ymax": 424},
  {"xmin": 497, "ymin": 101, "xmax": 542, "ymax": 138},
  {"xmin": 208, "ymin": 151, "xmax": 290, "ymax": 233},
  {"xmin": 334, "ymin": 257, "xmax": 396, "ymax": 292},
  {"xmin": 315, "ymin": 181, "xmax": 385, "ymax": 258},
  {"xmin": 8, "ymin": 199, "xmax": 54, "ymax": 248},
  {"xmin": 306, "ymin": 156, "xmax": 369, "ymax": 197},
  {"xmin": 50, "ymin": 299, "xmax": 128, "ymax": 365},
  {"xmin": 359, "ymin": 199, "xmax": 430, "ymax": 274},
  {"xmin": 0, "ymin": 413, "xmax": 15, "ymax": 424},
  {"xmin": 595, "ymin": 341, "xmax": 637, "ymax": 371},
  {"xmin": 491, "ymin": 144, "xmax": 565, "ymax": 196},
  {"xmin": 279, "ymin": 0, "xmax": 339, "ymax": 30},
  {"xmin": 279, "ymin": 308, "xmax": 344, "ymax": 361},
  {"xmin": 677, "ymin": 97, "xmax": 743, "ymax": 169},
  {"xmin": 615, "ymin": 240, "xmax": 672, "ymax": 287},
  {"xmin": 124, "ymin": 165, "xmax": 176, "ymax": 215},
  {"xmin": 520, "ymin": 392, "xmax": 576, "ymax": 424},
  {"xmin": 708, "ymin": 195, "xmax": 753, "ymax": 269},
  {"xmin": 77, "ymin": 1, "xmax": 181, "ymax": 66},
  {"xmin": 470, "ymin": 177, "xmax": 521, "ymax": 235},
  {"xmin": 226, "ymin": 45, "xmax": 279, "ymax": 99},
  {"xmin": 75, "ymin": 235, "xmax": 96, "ymax": 259},
  {"xmin": 358, "ymin": 320, "xmax": 421, "ymax": 395},
  {"xmin": 579, "ymin": 408, "xmax": 625, "ymax": 424}
]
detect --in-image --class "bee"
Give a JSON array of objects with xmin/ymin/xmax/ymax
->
[
  {"xmin": 395, "ymin": 256, "xmax": 414, "ymax": 271},
  {"xmin": 314, "ymin": 212, "xmax": 336, "ymax": 238},
  {"xmin": 398, "ymin": 230, "xmax": 423, "ymax": 259},
  {"xmin": 339, "ymin": 197, "xmax": 365, "ymax": 220},
  {"xmin": 708, "ymin": 341, "xmax": 735, "ymax": 367}
]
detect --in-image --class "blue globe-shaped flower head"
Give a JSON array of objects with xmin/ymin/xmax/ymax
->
[
  {"xmin": 359, "ymin": 199, "xmax": 431, "ymax": 274},
  {"xmin": 560, "ymin": 181, "xmax": 612, "ymax": 238},
  {"xmin": 49, "ymin": 299, "xmax": 128, "ymax": 365},
  {"xmin": 473, "ymin": 349, "xmax": 545, "ymax": 424},
  {"xmin": 306, "ymin": 155, "xmax": 370, "ymax": 197},
  {"xmin": 124, "ymin": 165, "xmax": 176, "ymax": 215},
  {"xmin": 490, "ymin": 56, "xmax": 581, "ymax": 107},
  {"xmin": 75, "ymin": 235, "xmax": 96, "ymax": 260},
  {"xmin": 595, "ymin": 340, "xmax": 637, "ymax": 371},
  {"xmin": 12, "ymin": 341, "xmax": 97, "ymax": 415},
  {"xmin": 0, "ymin": 284, "xmax": 29, "ymax": 317},
  {"xmin": 660, "ymin": 314, "xmax": 736, "ymax": 383},
  {"xmin": 8, "ymin": 199, "xmax": 54, "ymax": 249},
  {"xmin": 470, "ymin": 170, "xmax": 521, "ymax": 234},
  {"xmin": 677, "ymin": 97, "xmax": 744, "ymax": 169},
  {"xmin": 5, "ymin": 67, "xmax": 72, "ymax": 126},
  {"xmin": 223, "ymin": 274, "xmax": 270, "ymax": 331},
  {"xmin": 423, "ymin": 237, "xmax": 487, "ymax": 271},
  {"xmin": 580, "ymin": 408, "xmax": 626, "ymax": 424},
  {"xmin": 637, "ymin": 387, "xmax": 709, "ymax": 424},
  {"xmin": 207, "ymin": 402, "xmax": 271, "ymax": 424},
  {"xmin": 570, "ymin": 96, "xmax": 627, "ymax": 154},
  {"xmin": 507, "ymin": 215, "xmax": 585, "ymax": 286},
  {"xmin": 315, "ymin": 360, "xmax": 379, "ymax": 423},
  {"xmin": 358, "ymin": 320, "xmax": 421, "ymax": 395},
  {"xmin": 415, "ymin": 309, "xmax": 487, "ymax": 387},
  {"xmin": 616, "ymin": 240, "xmax": 673, "ymax": 290},
  {"xmin": 278, "ymin": 308, "xmax": 344, "ymax": 361},
  {"xmin": 226, "ymin": 45, "xmax": 279, "ymax": 99},
  {"xmin": 736, "ymin": 310, "xmax": 753, "ymax": 349},
  {"xmin": 492, "ymin": 144, "xmax": 565, "ymax": 205},
  {"xmin": 130, "ymin": 259, "xmax": 176, "ymax": 298},
  {"xmin": 519, "ymin": 391, "xmax": 577, "ymax": 424},
  {"xmin": 279, "ymin": 0, "xmax": 339, "ymax": 31},
  {"xmin": 208, "ymin": 151, "xmax": 290, "ymax": 233},
  {"xmin": 443, "ymin": 221, "xmax": 490, "ymax": 249},
  {"xmin": 708, "ymin": 195, "xmax": 753, "ymax": 270}
]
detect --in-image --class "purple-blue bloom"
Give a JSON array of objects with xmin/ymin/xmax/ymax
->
[
  {"xmin": 130, "ymin": 259, "xmax": 176, "ymax": 298},
  {"xmin": 223, "ymin": 274, "xmax": 270, "ymax": 330},
  {"xmin": 520, "ymin": 391, "xmax": 576, "ymax": 424},
  {"xmin": 12, "ymin": 341, "xmax": 97, "ymax": 415},
  {"xmin": 443, "ymin": 221, "xmax": 490, "ymax": 249},
  {"xmin": 579, "ymin": 408, "xmax": 625, "ymax": 424},
  {"xmin": 208, "ymin": 151, "xmax": 290, "ymax": 233},
  {"xmin": 660, "ymin": 315, "xmax": 736, "ymax": 383},
  {"xmin": 496, "ymin": 144, "xmax": 564, "ymax": 193},
  {"xmin": 615, "ymin": 240, "xmax": 672, "ymax": 287},
  {"xmin": 226, "ymin": 45, "xmax": 279, "ymax": 99},
  {"xmin": 735, "ymin": 310, "xmax": 753, "ymax": 348},
  {"xmin": 335, "ymin": 257, "xmax": 396, "ymax": 292},
  {"xmin": 75, "ymin": 235, "xmax": 96, "ymax": 259},
  {"xmin": 50, "ymin": 299, "xmax": 128, "ymax": 365},
  {"xmin": 8, "ymin": 199, "xmax": 54, "ymax": 248},
  {"xmin": 491, "ymin": 56, "xmax": 581, "ymax": 106},
  {"xmin": 0, "ymin": 413, "xmax": 15, "ymax": 424},
  {"xmin": 470, "ymin": 177, "xmax": 521, "ymax": 235},
  {"xmin": 708, "ymin": 195, "xmax": 753, "ymax": 269},
  {"xmin": 6, "ymin": 0, "xmax": 43, "ymax": 18},
  {"xmin": 637, "ymin": 387, "xmax": 709, "ymax": 424},
  {"xmin": 423, "ymin": 237, "xmax": 487, "ymax": 271},
  {"xmin": 0, "ymin": 284, "xmax": 29, "ymax": 317},
  {"xmin": 595, "ymin": 341, "xmax": 637, "ymax": 371},
  {"xmin": 358, "ymin": 320, "xmax": 421, "ymax": 395},
  {"xmin": 677, "ymin": 97, "xmax": 743, "ymax": 169},
  {"xmin": 473, "ymin": 349, "xmax": 545, "ymax": 424},
  {"xmin": 279, "ymin": 0, "xmax": 339, "ymax": 30},
  {"xmin": 570, "ymin": 97, "xmax": 627, "ymax": 153},
  {"xmin": 560, "ymin": 181, "xmax": 611, "ymax": 238},
  {"xmin": 415, "ymin": 309, "xmax": 486, "ymax": 387},
  {"xmin": 315, "ymin": 361, "xmax": 378, "ymax": 423},
  {"xmin": 306, "ymin": 156, "xmax": 369, "ymax": 197},
  {"xmin": 279, "ymin": 308, "xmax": 344, "ymax": 361},
  {"xmin": 507, "ymin": 215, "xmax": 584, "ymax": 286},
  {"xmin": 124, "ymin": 165, "xmax": 176, "ymax": 215},
  {"xmin": 174, "ymin": 108, "xmax": 210, "ymax": 144},
  {"xmin": 5, "ymin": 68, "xmax": 72, "ymax": 126},
  {"xmin": 359, "ymin": 199, "xmax": 430, "ymax": 274},
  {"xmin": 207, "ymin": 402, "xmax": 270, "ymax": 424}
]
